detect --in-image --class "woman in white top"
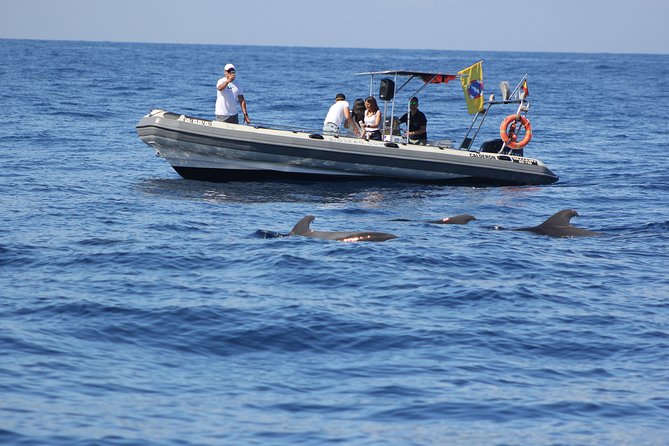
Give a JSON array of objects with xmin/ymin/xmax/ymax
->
[{"xmin": 361, "ymin": 96, "xmax": 382, "ymax": 140}]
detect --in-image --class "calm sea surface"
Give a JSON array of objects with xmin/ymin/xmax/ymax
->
[{"xmin": 1, "ymin": 39, "xmax": 668, "ymax": 445}]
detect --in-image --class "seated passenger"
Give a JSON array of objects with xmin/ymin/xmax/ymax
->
[
  {"xmin": 361, "ymin": 96, "xmax": 382, "ymax": 141},
  {"xmin": 351, "ymin": 98, "xmax": 366, "ymax": 135},
  {"xmin": 399, "ymin": 96, "xmax": 427, "ymax": 145}
]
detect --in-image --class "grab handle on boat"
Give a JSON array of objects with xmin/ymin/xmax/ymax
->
[
  {"xmin": 309, "ymin": 134, "xmax": 325, "ymax": 140},
  {"xmin": 500, "ymin": 81, "xmax": 511, "ymax": 101}
]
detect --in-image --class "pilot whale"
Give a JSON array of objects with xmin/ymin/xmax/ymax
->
[
  {"xmin": 290, "ymin": 215, "xmax": 398, "ymax": 242},
  {"xmin": 514, "ymin": 209, "xmax": 600, "ymax": 237},
  {"xmin": 391, "ymin": 214, "xmax": 476, "ymax": 225},
  {"xmin": 426, "ymin": 214, "xmax": 477, "ymax": 225}
]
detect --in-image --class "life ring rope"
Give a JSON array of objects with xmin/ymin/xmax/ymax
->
[{"xmin": 500, "ymin": 114, "xmax": 532, "ymax": 149}]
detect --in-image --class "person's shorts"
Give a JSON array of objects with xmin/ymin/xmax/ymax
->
[
  {"xmin": 216, "ymin": 114, "xmax": 239, "ymax": 124},
  {"xmin": 323, "ymin": 122, "xmax": 339, "ymax": 133}
]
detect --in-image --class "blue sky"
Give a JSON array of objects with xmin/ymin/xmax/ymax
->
[{"xmin": 1, "ymin": 0, "xmax": 668, "ymax": 54}]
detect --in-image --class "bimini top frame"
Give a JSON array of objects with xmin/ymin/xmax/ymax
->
[
  {"xmin": 358, "ymin": 70, "xmax": 532, "ymax": 152},
  {"xmin": 356, "ymin": 70, "xmax": 458, "ymax": 143}
]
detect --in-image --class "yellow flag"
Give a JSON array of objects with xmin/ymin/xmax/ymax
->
[{"xmin": 458, "ymin": 61, "xmax": 484, "ymax": 114}]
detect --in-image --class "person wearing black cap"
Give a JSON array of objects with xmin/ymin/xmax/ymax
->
[
  {"xmin": 399, "ymin": 96, "xmax": 427, "ymax": 144},
  {"xmin": 323, "ymin": 93, "xmax": 361, "ymax": 136}
]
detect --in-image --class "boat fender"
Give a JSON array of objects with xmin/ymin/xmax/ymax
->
[
  {"xmin": 309, "ymin": 134, "xmax": 325, "ymax": 140},
  {"xmin": 500, "ymin": 114, "xmax": 532, "ymax": 149}
]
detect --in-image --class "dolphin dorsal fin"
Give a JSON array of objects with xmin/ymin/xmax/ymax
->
[
  {"xmin": 541, "ymin": 209, "xmax": 578, "ymax": 228},
  {"xmin": 290, "ymin": 215, "xmax": 315, "ymax": 235}
]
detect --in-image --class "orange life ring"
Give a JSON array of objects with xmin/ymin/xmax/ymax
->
[{"xmin": 500, "ymin": 114, "xmax": 532, "ymax": 149}]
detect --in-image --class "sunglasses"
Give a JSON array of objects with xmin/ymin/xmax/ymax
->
[
  {"xmin": 410, "ymin": 101, "xmax": 418, "ymax": 105},
  {"xmin": 227, "ymin": 69, "xmax": 236, "ymax": 73}
]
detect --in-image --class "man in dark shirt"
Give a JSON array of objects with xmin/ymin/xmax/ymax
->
[{"xmin": 399, "ymin": 96, "xmax": 427, "ymax": 144}]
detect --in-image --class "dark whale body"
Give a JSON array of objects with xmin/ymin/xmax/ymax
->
[
  {"xmin": 290, "ymin": 215, "xmax": 397, "ymax": 242},
  {"xmin": 391, "ymin": 214, "xmax": 476, "ymax": 225},
  {"xmin": 426, "ymin": 214, "xmax": 477, "ymax": 225},
  {"xmin": 515, "ymin": 209, "xmax": 600, "ymax": 237}
]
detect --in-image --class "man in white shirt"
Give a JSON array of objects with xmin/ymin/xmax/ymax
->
[
  {"xmin": 323, "ymin": 93, "xmax": 360, "ymax": 136},
  {"xmin": 216, "ymin": 63, "xmax": 250, "ymax": 124}
]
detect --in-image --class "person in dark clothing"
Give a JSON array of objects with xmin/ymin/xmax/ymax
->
[
  {"xmin": 399, "ymin": 96, "xmax": 427, "ymax": 144},
  {"xmin": 351, "ymin": 98, "xmax": 366, "ymax": 135},
  {"xmin": 351, "ymin": 98, "xmax": 366, "ymax": 124}
]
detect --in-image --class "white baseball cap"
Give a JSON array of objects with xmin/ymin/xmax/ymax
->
[{"xmin": 224, "ymin": 63, "xmax": 236, "ymax": 72}]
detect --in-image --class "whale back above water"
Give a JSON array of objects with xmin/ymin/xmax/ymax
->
[
  {"xmin": 516, "ymin": 209, "xmax": 600, "ymax": 237},
  {"xmin": 427, "ymin": 214, "xmax": 477, "ymax": 225},
  {"xmin": 391, "ymin": 214, "xmax": 477, "ymax": 224},
  {"xmin": 290, "ymin": 215, "xmax": 398, "ymax": 242}
]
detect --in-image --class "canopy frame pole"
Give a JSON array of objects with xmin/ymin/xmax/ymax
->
[
  {"xmin": 390, "ymin": 75, "xmax": 417, "ymax": 144},
  {"xmin": 387, "ymin": 72, "xmax": 398, "ymax": 138},
  {"xmin": 382, "ymin": 93, "xmax": 389, "ymax": 137},
  {"xmin": 395, "ymin": 75, "xmax": 415, "ymax": 96}
]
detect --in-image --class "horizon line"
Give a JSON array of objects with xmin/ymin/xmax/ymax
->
[{"xmin": 1, "ymin": 36, "xmax": 667, "ymax": 57}]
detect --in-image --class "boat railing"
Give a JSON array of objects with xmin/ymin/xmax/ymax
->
[
  {"xmin": 250, "ymin": 121, "xmax": 323, "ymax": 135},
  {"xmin": 253, "ymin": 120, "xmax": 391, "ymax": 140},
  {"xmin": 459, "ymin": 75, "xmax": 529, "ymax": 153}
]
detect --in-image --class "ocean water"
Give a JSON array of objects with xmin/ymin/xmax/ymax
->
[{"xmin": 1, "ymin": 39, "xmax": 669, "ymax": 445}]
